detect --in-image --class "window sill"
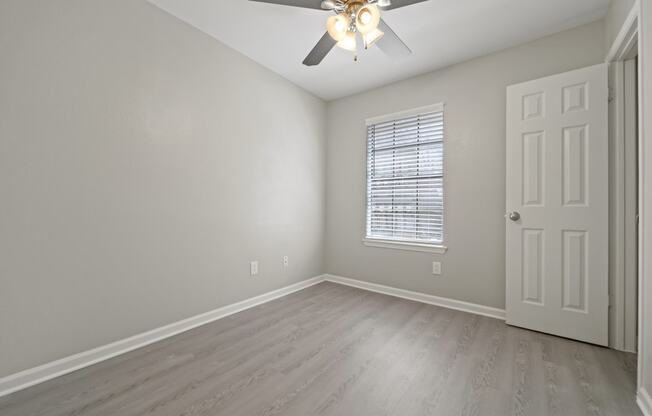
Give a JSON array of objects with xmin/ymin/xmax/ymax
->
[{"xmin": 362, "ymin": 238, "xmax": 448, "ymax": 254}]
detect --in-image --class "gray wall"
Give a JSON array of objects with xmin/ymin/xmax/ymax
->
[
  {"xmin": 640, "ymin": 0, "xmax": 652, "ymax": 405},
  {"xmin": 605, "ymin": 0, "xmax": 637, "ymax": 52},
  {"xmin": 325, "ymin": 21, "xmax": 605, "ymax": 310},
  {"xmin": 0, "ymin": 0, "xmax": 326, "ymax": 377}
]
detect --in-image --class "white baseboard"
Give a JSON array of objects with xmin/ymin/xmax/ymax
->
[
  {"xmin": 639, "ymin": 388, "xmax": 652, "ymax": 416},
  {"xmin": 324, "ymin": 274, "xmax": 506, "ymax": 321},
  {"xmin": 0, "ymin": 275, "xmax": 326, "ymax": 398},
  {"xmin": 0, "ymin": 273, "xmax": 509, "ymax": 397}
]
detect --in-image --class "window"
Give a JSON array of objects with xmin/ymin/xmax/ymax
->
[{"xmin": 365, "ymin": 104, "xmax": 444, "ymax": 251}]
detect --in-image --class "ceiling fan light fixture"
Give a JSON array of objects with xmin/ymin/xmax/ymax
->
[
  {"xmin": 250, "ymin": 0, "xmax": 414, "ymax": 66},
  {"xmin": 326, "ymin": 13, "xmax": 350, "ymax": 41},
  {"xmin": 337, "ymin": 30, "xmax": 357, "ymax": 52},
  {"xmin": 355, "ymin": 4, "xmax": 380, "ymax": 34},
  {"xmin": 363, "ymin": 28, "xmax": 384, "ymax": 49}
]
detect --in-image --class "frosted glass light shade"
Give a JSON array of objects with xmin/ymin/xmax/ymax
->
[
  {"xmin": 355, "ymin": 4, "xmax": 380, "ymax": 34},
  {"xmin": 363, "ymin": 28, "xmax": 384, "ymax": 48},
  {"xmin": 327, "ymin": 14, "xmax": 350, "ymax": 41},
  {"xmin": 337, "ymin": 31, "xmax": 357, "ymax": 52}
]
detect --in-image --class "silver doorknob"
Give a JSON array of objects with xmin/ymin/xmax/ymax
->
[{"xmin": 508, "ymin": 211, "xmax": 521, "ymax": 221}]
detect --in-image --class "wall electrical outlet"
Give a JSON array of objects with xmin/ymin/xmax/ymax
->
[
  {"xmin": 432, "ymin": 261, "xmax": 442, "ymax": 275},
  {"xmin": 250, "ymin": 260, "xmax": 259, "ymax": 276},
  {"xmin": 283, "ymin": 256, "xmax": 289, "ymax": 267}
]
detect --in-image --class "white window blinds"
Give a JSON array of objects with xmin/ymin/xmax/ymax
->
[{"xmin": 366, "ymin": 106, "xmax": 444, "ymax": 245}]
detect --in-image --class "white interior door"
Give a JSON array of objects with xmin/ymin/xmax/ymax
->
[{"xmin": 506, "ymin": 63, "xmax": 609, "ymax": 346}]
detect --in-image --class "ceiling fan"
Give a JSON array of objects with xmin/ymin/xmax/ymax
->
[{"xmin": 249, "ymin": 0, "xmax": 429, "ymax": 66}]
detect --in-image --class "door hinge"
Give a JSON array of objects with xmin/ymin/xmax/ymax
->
[{"xmin": 608, "ymin": 87, "xmax": 615, "ymax": 103}]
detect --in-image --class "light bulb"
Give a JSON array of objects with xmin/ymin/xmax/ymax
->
[
  {"xmin": 363, "ymin": 28, "xmax": 384, "ymax": 49},
  {"xmin": 326, "ymin": 14, "xmax": 349, "ymax": 41},
  {"xmin": 360, "ymin": 10, "xmax": 372, "ymax": 25},
  {"xmin": 337, "ymin": 31, "xmax": 357, "ymax": 52},
  {"xmin": 355, "ymin": 4, "xmax": 381, "ymax": 34},
  {"xmin": 326, "ymin": 13, "xmax": 350, "ymax": 42}
]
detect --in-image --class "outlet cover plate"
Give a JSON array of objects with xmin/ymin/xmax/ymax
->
[{"xmin": 432, "ymin": 261, "xmax": 442, "ymax": 275}]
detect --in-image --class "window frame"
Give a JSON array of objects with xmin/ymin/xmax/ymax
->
[{"xmin": 363, "ymin": 103, "xmax": 447, "ymax": 254}]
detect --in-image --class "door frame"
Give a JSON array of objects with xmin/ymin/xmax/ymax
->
[{"xmin": 606, "ymin": 0, "xmax": 643, "ymax": 354}]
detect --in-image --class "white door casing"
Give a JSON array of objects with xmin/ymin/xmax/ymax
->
[{"xmin": 506, "ymin": 63, "xmax": 609, "ymax": 346}]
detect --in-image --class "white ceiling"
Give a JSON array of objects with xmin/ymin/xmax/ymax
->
[{"xmin": 149, "ymin": 0, "xmax": 610, "ymax": 101}]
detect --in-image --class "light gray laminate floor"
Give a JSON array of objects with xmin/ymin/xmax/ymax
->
[{"xmin": 0, "ymin": 282, "xmax": 641, "ymax": 416}]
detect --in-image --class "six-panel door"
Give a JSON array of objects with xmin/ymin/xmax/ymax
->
[{"xmin": 506, "ymin": 64, "xmax": 609, "ymax": 345}]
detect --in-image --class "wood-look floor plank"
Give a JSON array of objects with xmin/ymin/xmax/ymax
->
[
  {"xmin": 1, "ymin": 283, "xmax": 348, "ymax": 416},
  {"xmin": 82, "ymin": 285, "xmax": 377, "ymax": 416},
  {"xmin": 313, "ymin": 306, "xmax": 458, "ymax": 416},
  {"xmin": 0, "ymin": 282, "xmax": 642, "ymax": 416}
]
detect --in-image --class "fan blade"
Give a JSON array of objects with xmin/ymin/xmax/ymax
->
[
  {"xmin": 248, "ymin": 0, "xmax": 327, "ymax": 10},
  {"xmin": 380, "ymin": 0, "xmax": 429, "ymax": 11},
  {"xmin": 303, "ymin": 32, "xmax": 337, "ymax": 66},
  {"xmin": 376, "ymin": 18, "xmax": 411, "ymax": 58}
]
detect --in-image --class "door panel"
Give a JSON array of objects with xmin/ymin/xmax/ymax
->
[
  {"xmin": 506, "ymin": 63, "xmax": 608, "ymax": 345},
  {"xmin": 522, "ymin": 228, "xmax": 544, "ymax": 305},
  {"xmin": 523, "ymin": 131, "xmax": 544, "ymax": 206}
]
